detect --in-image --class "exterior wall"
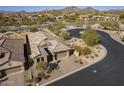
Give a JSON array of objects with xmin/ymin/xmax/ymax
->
[
  {"xmin": 55, "ymin": 51, "xmax": 69, "ymax": 60},
  {"xmin": 32, "ymin": 55, "xmax": 48, "ymax": 77},
  {"xmin": 33, "ymin": 55, "xmax": 48, "ymax": 63}
]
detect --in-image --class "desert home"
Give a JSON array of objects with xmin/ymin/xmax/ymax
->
[
  {"xmin": 0, "ymin": 38, "xmax": 28, "ymax": 86},
  {"xmin": 28, "ymin": 31, "xmax": 71, "ymax": 63},
  {"xmin": 28, "ymin": 31, "xmax": 72, "ymax": 77}
]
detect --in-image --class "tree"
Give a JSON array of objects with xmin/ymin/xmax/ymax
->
[
  {"xmin": 26, "ymin": 34, "xmax": 31, "ymax": 55},
  {"xmin": 80, "ymin": 29, "xmax": 101, "ymax": 46},
  {"xmin": 59, "ymin": 31, "xmax": 70, "ymax": 40}
]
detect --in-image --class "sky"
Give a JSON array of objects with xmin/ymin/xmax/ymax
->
[{"xmin": 0, "ymin": 6, "xmax": 124, "ymax": 12}]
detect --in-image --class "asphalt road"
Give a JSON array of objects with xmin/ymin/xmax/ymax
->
[{"xmin": 48, "ymin": 29, "xmax": 124, "ymax": 86}]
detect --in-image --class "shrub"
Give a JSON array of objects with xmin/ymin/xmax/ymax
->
[
  {"xmin": 30, "ymin": 27, "xmax": 38, "ymax": 32},
  {"xmin": 28, "ymin": 58, "xmax": 34, "ymax": 66},
  {"xmin": 119, "ymin": 14, "xmax": 124, "ymax": 20},
  {"xmin": 73, "ymin": 46, "xmax": 91, "ymax": 55},
  {"xmin": 73, "ymin": 45, "xmax": 81, "ymax": 52},
  {"xmin": 48, "ymin": 22, "xmax": 65, "ymax": 35},
  {"xmin": 34, "ymin": 77, "xmax": 41, "ymax": 83},
  {"xmin": 100, "ymin": 21, "xmax": 120, "ymax": 30},
  {"xmin": 59, "ymin": 31, "xmax": 70, "ymax": 40},
  {"xmin": 81, "ymin": 47, "xmax": 91, "ymax": 55},
  {"xmin": 36, "ymin": 62, "xmax": 48, "ymax": 71},
  {"xmin": 72, "ymin": 45, "xmax": 82, "ymax": 56},
  {"xmin": 121, "ymin": 36, "xmax": 124, "ymax": 42},
  {"xmin": 80, "ymin": 29, "xmax": 101, "ymax": 46}
]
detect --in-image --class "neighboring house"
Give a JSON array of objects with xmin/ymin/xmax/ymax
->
[
  {"xmin": 91, "ymin": 24, "xmax": 103, "ymax": 30},
  {"xmin": 79, "ymin": 14, "xmax": 92, "ymax": 21},
  {"xmin": 0, "ymin": 38, "xmax": 29, "ymax": 86}
]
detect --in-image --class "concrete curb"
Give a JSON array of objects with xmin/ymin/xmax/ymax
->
[{"xmin": 41, "ymin": 45, "xmax": 107, "ymax": 86}]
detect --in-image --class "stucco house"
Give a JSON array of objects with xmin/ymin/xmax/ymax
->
[
  {"xmin": 0, "ymin": 38, "xmax": 28, "ymax": 86},
  {"xmin": 28, "ymin": 31, "xmax": 71, "ymax": 63},
  {"xmin": 27, "ymin": 31, "xmax": 71, "ymax": 77}
]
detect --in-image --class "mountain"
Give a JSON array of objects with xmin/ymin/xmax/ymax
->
[
  {"xmin": 81, "ymin": 7, "xmax": 99, "ymax": 13},
  {"xmin": 61, "ymin": 6, "xmax": 82, "ymax": 12},
  {"xmin": 105, "ymin": 9, "xmax": 124, "ymax": 14},
  {"xmin": 61, "ymin": 6, "xmax": 99, "ymax": 14}
]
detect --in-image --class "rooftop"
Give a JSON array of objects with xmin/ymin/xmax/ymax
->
[
  {"xmin": 28, "ymin": 31, "xmax": 71, "ymax": 58},
  {"xmin": 28, "ymin": 31, "xmax": 47, "ymax": 58},
  {"xmin": 41, "ymin": 31, "xmax": 71, "ymax": 53},
  {"xmin": 0, "ymin": 38, "xmax": 25, "ymax": 62}
]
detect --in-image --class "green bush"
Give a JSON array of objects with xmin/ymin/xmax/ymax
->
[
  {"xmin": 28, "ymin": 58, "xmax": 34, "ymax": 66},
  {"xmin": 30, "ymin": 27, "xmax": 38, "ymax": 32},
  {"xmin": 100, "ymin": 21, "xmax": 120, "ymax": 30},
  {"xmin": 119, "ymin": 14, "xmax": 124, "ymax": 20},
  {"xmin": 73, "ymin": 46, "xmax": 91, "ymax": 55},
  {"xmin": 81, "ymin": 47, "xmax": 91, "ymax": 55},
  {"xmin": 80, "ymin": 29, "xmax": 101, "ymax": 46},
  {"xmin": 73, "ymin": 45, "xmax": 81, "ymax": 52},
  {"xmin": 36, "ymin": 62, "xmax": 48, "ymax": 71},
  {"xmin": 48, "ymin": 22, "xmax": 65, "ymax": 35},
  {"xmin": 121, "ymin": 36, "xmax": 124, "ymax": 42},
  {"xmin": 59, "ymin": 31, "xmax": 70, "ymax": 40}
]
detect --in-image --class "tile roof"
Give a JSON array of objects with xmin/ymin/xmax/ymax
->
[
  {"xmin": 1, "ymin": 39, "xmax": 25, "ymax": 62},
  {"xmin": 42, "ymin": 31, "xmax": 71, "ymax": 53},
  {"xmin": 0, "ymin": 39, "xmax": 5, "ymax": 46},
  {"xmin": 28, "ymin": 31, "xmax": 47, "ymax": 58},
  {"xmin": 0, "ymin": 47, "xmax": 9, "ymax": 54},
  {"xmin": 28, "ymin": 31, "xmax": 71, "ymax": 58}
]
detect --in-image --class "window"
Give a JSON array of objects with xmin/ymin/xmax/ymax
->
[
  {"xmin": 37, "ymin": 58, "xmax": 40, "ymax": 63},
  {"xmin": 0, "ymin": 70, "xmax": 6, "ymax": 78},
  {"xmin": 55, "ymin": 54, "xmax": 57, "ymax": 60},
  {"xmin": 41, "ymin": 57, "xmax": 44, "ymax": 62}
]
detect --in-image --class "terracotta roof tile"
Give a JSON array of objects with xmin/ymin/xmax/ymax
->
[{"xmin": 2, "ymin": 39, "xmax": 25, "ymax": 62}]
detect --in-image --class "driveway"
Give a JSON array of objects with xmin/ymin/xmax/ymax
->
[{"xmin": 48, "ymin": 29, "xmax": 124, "ymax": 86}]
